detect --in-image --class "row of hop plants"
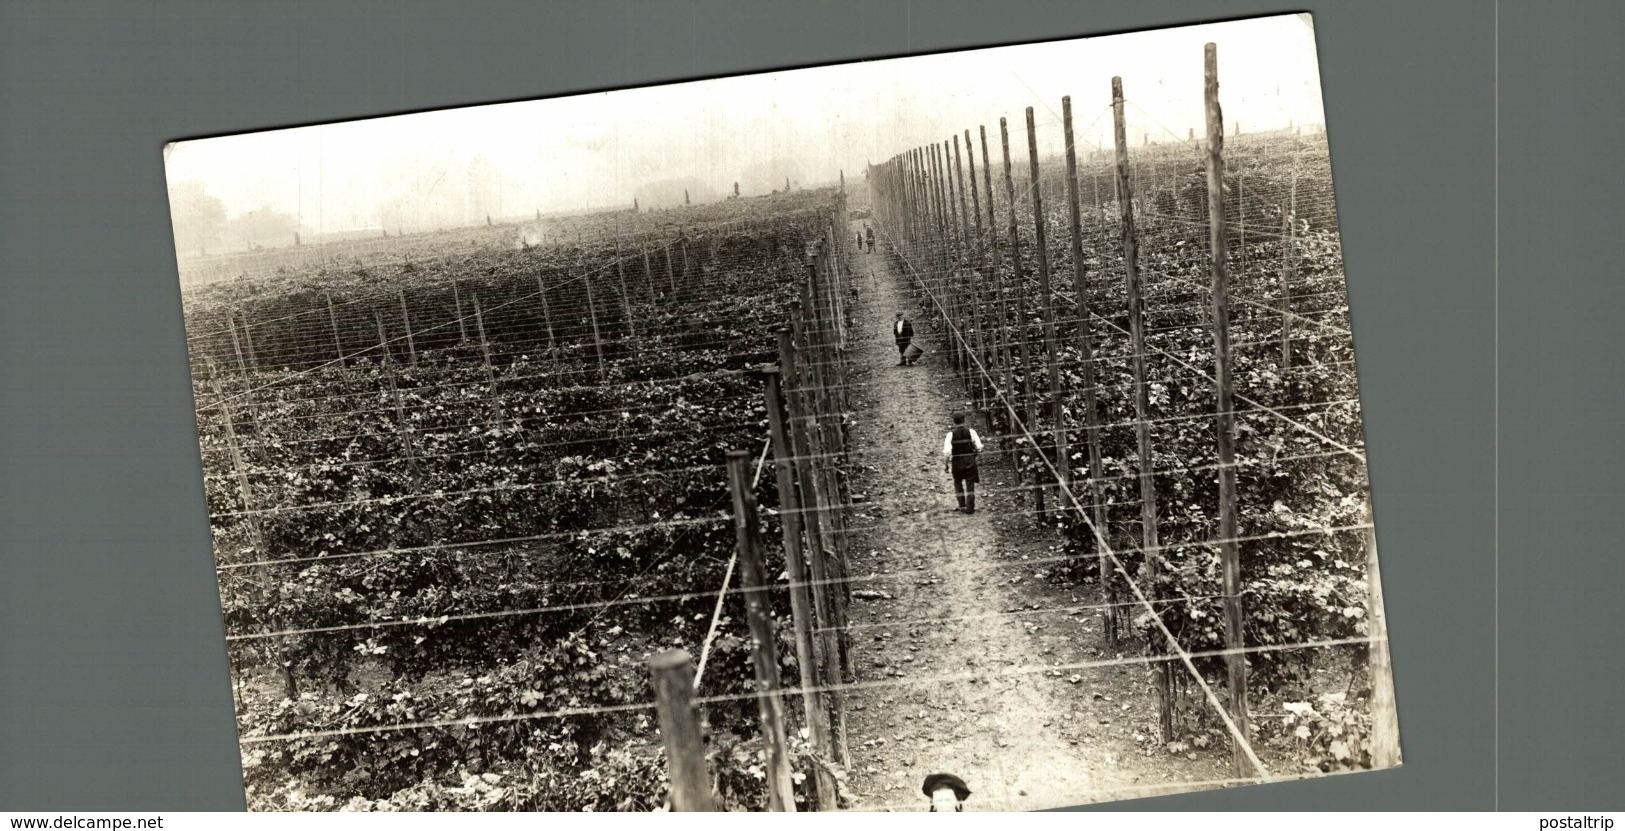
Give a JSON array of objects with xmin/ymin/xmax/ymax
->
[
  {"xmin": 897, "ymin": 136, "xmax": 1370, "ymax": 767},
  {"xmin": 213, "ymin": 200, "xmax": 850, "ymax": 810}
]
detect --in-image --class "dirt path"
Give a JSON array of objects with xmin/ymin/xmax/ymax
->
[{"xmin": 835, "ymin": 221, "xmax": 1226, "ymax": 811}]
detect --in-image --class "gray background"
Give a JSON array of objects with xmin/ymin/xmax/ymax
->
[{"xmin": 0, "ymin": 0, "xmax": 1610, "ymax": 812}]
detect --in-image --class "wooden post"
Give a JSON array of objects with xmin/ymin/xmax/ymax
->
[
  {"xmin": 398, "ymin": 289, "xmax": 416, "ymax": 365},
  {"xmin": 583, "ymin": 267, "xmax": 606, "ymax": 383},
  {"xmin": 1027, "ymin": 106, "xmax": 1068, "ymax": 506},
  {"xmin": 1001, "ymin": 117, "xmax": 1043, "ymax": 520},
  {"xmin": 953, "ymin": 134, "xmax": 982, "ymax": 404},
  {"xmin": 980, "ymin": 124, "xmax": 1013, "ymax": 445},
  {"xmin": 1115, "ymin": 75, "xmax": 1171, "ymax": 738},
  {"xmin": 616, "ymin": 234, "xmax": 636, "ymax": 349},
  {"xmin": 764, "ymin": 363, "xmax": 838, "ymax": 810},
  {"xmin": 325, "ymin": 292, "xmax": 344, "ymax": 365},
  {"xmin": 471, "ymin": 293, "xmax": 495, "ymax": 386},
  {"xmin": 452, "ymin": 281, "xmax": 469, "ymax": 343},
  {"xmin": 784, "ymin": 308, "xmax": 848, "ymax": 767},
  {"xmin": 1366, "ymin": 500, "xmax": 1401, "ymax": 767},
  {"xmin": 205, "ymin": 358, "xmax": 295, "ymax": 701},
  {"xmin": 1281, "ymin": 163, "xmax": 1298, "ymax": 371},
  {"xmin": 238, "ymin": 315, "xmax": 261, "ymax": 374},
  {"xmin": 375, "ymin": 311, "xmax": 419, "ymax": 476},
  {"xmin": 648, "ymin": 650, "xmax": 716, "ymax": 812},
  {"xmin": 226, "ymin": 314, "xmax": 252, "ymax": 379},
  {"xmin": 960, "ymin": 130, "xmax": 987, "ymax": 408},
  {"xmin": 535, "ymin": 274, "xmax": 557, "ymax": 353},
  {"xmin": 937, "ymin": 141, "xmax": 963, "ymax": 377},
  {"xmin": 1064, "ymin": 95, "xmax": 1117, "ymax": 646},
  {"xmin": 664, "ymin": 245, "xmax": 675, "ymax": 296},
  {"xmin": 1203, "ymin": 43, "xmax": 1250, "ymax": 775},
  {"xmin": 725, "ymin": 449, "xmax": 797, "ymax": 812}
]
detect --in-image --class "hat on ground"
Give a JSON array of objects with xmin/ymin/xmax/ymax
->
[{"xmin": 921, "ymin": 772, "xmax": 971, "ymax": 802}]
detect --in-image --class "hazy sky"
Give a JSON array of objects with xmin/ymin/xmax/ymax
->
[{"xmin": 165, "ymin": 13, "xmax": 1324, "ymax": 235}]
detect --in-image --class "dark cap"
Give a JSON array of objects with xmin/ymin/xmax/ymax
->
[{"xmin": 921, "ymin": 772, "xmax": 971, "ymax": 801}]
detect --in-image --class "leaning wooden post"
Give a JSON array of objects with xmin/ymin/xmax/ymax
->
[
  {"xmin": 325, "ymin": 292, "xmax": 345, "ymax": 365},
  {"xmin": 726, "ymin": 449, "xmax": 797, "ymax": 812},
  {"xmin": 785, "ymin": 306, "xmax": 849, "ymax": 767},
  {"xmin": 616, "ymin": 231, "xmax": 637, "ymax": 350},
  {"xmin": 664, "ymin": 244, "xmax": 675, "ymax": 296},
  {"xmin": 471, "ymin": 293, "xmax": 495, "ymax": 387},
  {"xmin": 375, "ymin": 310, "xmax": 419, "ymax": 477},
  {"xmin": 953, "ymin": 134, "xmax": 983, "ymax": 403},
  {"xmin": 234, "ymin": 313, "xmax": 261, "ymax": 375},
  {"xmin": 1203, "ymin": 43, "xmax": 1250, "ymax": 775},
  {"xmin": 1064, "ymin": 95, "xmax": 1117, "ymax": 647},
  {"xmin": 583, "ymin": 266, "xmax": 606, "ymax": 383},
  {"xmin": 981, "ymin": 125, "xmax": 1014, "ymax": 446},
  {"xmin": 1281, "ymin": 161, "xmax": 1298, "ymax": 372},
  {"xmin": 452, "ymin": 281, "xmax": 469, "ymax": 343},
  {"xmin": 535, "ymin": 274, "xmax": 557, "ymax": 354},
  {"xmin": 763, "ymin": 363, "xmax": 838, "ymax": 810},
  {"xmin": 648, "ymin": 650, "xmax": 716, "ymax": 812},
  {"xmin": 1366, "ymin": 499, "xmax": 1401, "ymax": 767},
  {"xmin": 397, "ymin": 289, "xmax": 417, "ymax": 365},
  {"xmin": 1115, "ymin": 75, "xmax": 1171, "ymax": 738},
  {"xmin": 643, "ymin": 247, "xmax": 654, "ymax": 296},
  {"xmin": 964, "ymin": 129, "xmax": 989, "ymax": 386},
  {"xmin": 1001, "ymin": 116, "xmax": 1043, "ymax": 521},
  {"xmin": 205, "ymin": 357, "xmax": 296, "ymax": 701},
  {"xmin": 1027, "ymin": 106, "xmax": 1069, "ymax": 507}
]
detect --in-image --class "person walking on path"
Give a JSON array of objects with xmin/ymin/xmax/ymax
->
[
  {"xmin": 893, "ymin": 312, "xmax": 914, "ymax": 366},
  {"xmin": 865, "ymin": 225, "xmax": 875, "ymax": 252},
  {"xmin": 858, "ymin": 229, "xmax": 865, "ymax": 251},
  {"xmin": 943, "ymin": 412, "xmax": 984, "ymax": 514}
]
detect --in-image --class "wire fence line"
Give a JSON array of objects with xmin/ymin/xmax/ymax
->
[{"xmin": 198, "ymin": 47, "xmax": 1389, "ymax": 815}]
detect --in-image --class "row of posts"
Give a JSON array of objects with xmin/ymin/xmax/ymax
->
[
  {"xmin": 647, "ymin": 198, "xmax": 857, "ymax": 811},
  {"xmin": 867, "ymin": 48, "xmax": 1251, "ymax": 772}
]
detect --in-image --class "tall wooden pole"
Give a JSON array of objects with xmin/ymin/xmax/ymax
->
[
  {"xmin": 535, "ymin": 274, "xmax": 557, "ymax": 353},
  {"xmin": 1027, "ymin": 106, "xmax": 1068, "ymax": 505},
  {"xmin": 206, "ymin": 358, "xmax": 295, "ymax": 701},
  {"xmin": 452, "ymin": 281, "xmax": 468, "ymax": 342},
  {"xmin": 726, "ymin": 450, "xmax": 797, "ymax": 812},
  {"xmin": 471, "ymin": 293, "xmax": 495, "ymax": 386},
  {"xmin": 981, "ymin": 124, "xmax": 1013, "ymax": 451},
  {"xmin": 1002, "ymin": 117, "xmax": 1043, "ymax": 520},
  {"xmin": 1115, "ymin": 76, "xmax": 1170, "ymax": 738},
  {"xmin": 616, "ymin": 231, "xmax": 637, "ymax": 349},
  {"xmin": 965, "ymin": 129, "xmax": 989, "ymax": 379},
  {"xmin": 954, "ymin": 134, "xmax": 983, "ymax": 406},
  {"xmin": 648, "ymin": 650, "xmax": 716, "ymax": 811},
  {"xmin": 325, "ymin": 292, "xmax": 344, "ymax": 365},
  {"xmin": 1281, "ymin": 162, "xmax": 1298, "ymax": 372},
  {"xmin": 782, "ymin": 313, "xmax": 847, "ymax": 766},
  {"xmin": 1203, "ymin": 43, "xmax": 1250, "ymax": 775},
  {"xmin": 763, "ymin": 363, "xmax": 838, "ymax": 810},
  {"xmin": 398, "ymin": 289, "xmax": 417, "ymax": 365},
  {"xmin": 375, "ymin": 311, "xmax": 419, "ymax": 477},
  {"xmin": 1064, "ymin": 95, "xmax": 1116, "ymax": 646},
  {"xmin": 583, "ymin": 267, "xmax": 606, "ymax": 383}
]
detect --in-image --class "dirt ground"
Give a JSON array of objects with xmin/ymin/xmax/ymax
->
[{"xmin": 834, "ymin": 222, "xmax": 1233, "ymax": 812}]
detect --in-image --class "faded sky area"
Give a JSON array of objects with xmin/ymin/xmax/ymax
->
[{"xmin": 164, "ymin": 13, "xmax": 1323, "ymax": 237}]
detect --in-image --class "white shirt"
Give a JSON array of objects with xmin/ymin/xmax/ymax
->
[
  {"xmin": 943, "ymin": 427, "xmax": 984, "ymax": 460},
  {"xmin": 895, "ymin": 319, "xmax": 906, "ymax": 336}
]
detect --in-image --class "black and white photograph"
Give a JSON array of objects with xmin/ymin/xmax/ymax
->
[{"xmin": 164, "ymin": 12, "xmax": 1400, "ymax": 812}]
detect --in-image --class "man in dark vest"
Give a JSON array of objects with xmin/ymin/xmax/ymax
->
[
  {"xmin": 893, "ymin": 312, "xmax": 913, "ymax": 366},
  {"xmin": 942, "ymin": 412, "xmax": 984, "ymax": 514}
]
